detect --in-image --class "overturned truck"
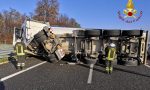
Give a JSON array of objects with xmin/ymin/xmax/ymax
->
[
  {"xmin": 13, "ymin": 20, "xmax": 65, "ymax": 63},
  {"xmin": 57, "ymin": 29, "xmax": 149, "ymax": 66},
  {"xmin": 13, "ymin": 20, "xmax": 149, "ymax": 66}
]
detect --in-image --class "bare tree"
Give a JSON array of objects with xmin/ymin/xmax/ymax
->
[
  {"xmin": 33, "ymin": 0, "xmax": 80, "ymax": 27},
  {"xmin": 57, "ymin": 14, "xmax": 80, "ymax": 27},
  {"xmin": 34, "ymin": 0, "xmax": 59, "ymax": 25},
  {"xmin": 0, "ymin": 8, "xmax": 25, "ymax": 43}
]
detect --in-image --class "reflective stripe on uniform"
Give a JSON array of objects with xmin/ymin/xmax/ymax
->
[
  {"xmin": 109, "ymin": 67, "xmax": 113, "ymax": 72},
  {"xmin": 16, "ymin": 44, "xmax": 25, "ymax": 56},
  {"xmin": 17, "ymin": 63, "xmax": 21, "ymax": 67},
  {"xmin": 21, "ymin": 63, "xmax": 25, "ymax": 66},
  {"xmin": 106, "ymin": 67, "xmax": 109, "ymax": 71},
  {"xmin": 107, "ymin": 48, "xmax": 116, "ymax": 61}
]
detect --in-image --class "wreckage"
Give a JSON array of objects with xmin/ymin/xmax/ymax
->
[
  {"xmin": 13, "ymin": 19, "xmax": 149, "ymax": 66},
  {"xmin": 13, "ymin": 20, "xmax": 65, "ymax": 63}
]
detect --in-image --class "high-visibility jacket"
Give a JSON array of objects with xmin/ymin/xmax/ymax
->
[
  {"xmin": 14, "ymin": 43, "xmax": 27, "ymax": 56},
  {"xmin": 105, "ymin": 47, "xmax": 116, "ymax": 61}
]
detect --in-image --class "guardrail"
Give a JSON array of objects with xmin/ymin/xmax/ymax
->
[{"xmin": 0, "ymin": 49, "xmax": 13, "ymax": 58}]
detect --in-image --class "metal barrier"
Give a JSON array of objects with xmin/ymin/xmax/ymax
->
[{"xmin": 0, "ymin": 49, "xmax": 13, "ymax": 58}]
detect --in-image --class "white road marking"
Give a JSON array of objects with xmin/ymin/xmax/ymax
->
[
  {"xmin": 87, "ymin": 64, "xmax": 94, "ymax": 84},
  {"xmin": 145, "ymin": 64, "xmax": 150, "ymax": 68},
  {"xmin": 67, "ymin": 62, "xmax": 76, "ymax": 65},
  {"xmin": 0, "ymin": 61, "xmax": 47, "ymax": 82}
]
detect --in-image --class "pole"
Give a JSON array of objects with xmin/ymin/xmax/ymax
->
[
  {"xmin": 144, "ymin": 31, "xmax": 149, "ymax": 65},
  {"xmin": 44, "ymin": 10, "xmax": 46, "ymax": 23}
]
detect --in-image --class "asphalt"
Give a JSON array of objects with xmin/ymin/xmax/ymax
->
[{"xmin": 0, "ymin": 57, "xmax": 150, "ymax": 90}]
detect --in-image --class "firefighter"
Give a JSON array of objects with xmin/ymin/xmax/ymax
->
[
  {"xmin": 14, "ymin": 41, "xmax": 27, "ymax": 69},
  {"xmin": 105, "ymin": 42, "xmax": 116, "ymax": 74}
]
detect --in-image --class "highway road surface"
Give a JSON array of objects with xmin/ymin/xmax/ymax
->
[{"xmin": 0, "ymin": 57, "xmax": 150, "ymax": 90}]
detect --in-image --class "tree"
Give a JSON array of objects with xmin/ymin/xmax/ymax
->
[
  {"xmin": 0, "ymin": 13, "xmax": 4, "ymax": 33},
  {"xmin": 34, "ymin": 0, "xmax": 59, "ymax": 25},
  {"xmin": 69, "ymin": 18, "xmax": 80, "ymax": 28},
  {"xmin": 0, "ymin": 8, "xmax": 25, "ymax": 43},
  {"xmin": 0, "ymin": 0, "xmax": 81, "ymax": 43},
  {"xmin": 33, "ymin": 0, "xmax": 80, "ymax": 28},
  {"xmin": 3, "ymin": 8, "xmax": 23, "ymax": 33},
  {"xmin": 57, "ymin": 14, "xmax": 80, "ymax": 27}
]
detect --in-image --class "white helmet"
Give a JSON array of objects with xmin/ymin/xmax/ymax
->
[
  {"xmin": 16, "ymin": 39, "xmax": 21, "ymax": 43},
  {"xmin": 110, "ymin": 43, "xmax": 116, "ymax": 47}
]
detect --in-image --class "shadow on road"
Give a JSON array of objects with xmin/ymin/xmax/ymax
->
[
  {"xmin": 114, "ymin": 66, "xmax": 150, "ymax": 78},
  {"xmin": 78, "ymin": 64, "xmax": 106, "ymax": 74},
  {"xmin": 96, "ymin": 63, "xmax": 150, "ymax": 78},
  {"xmin": 8, "ymin": 56, "xmax": 18, "ymax": 69},
  {"xmin": 0, "ymin": 81, "xmax": 5, "ymax": 90}
]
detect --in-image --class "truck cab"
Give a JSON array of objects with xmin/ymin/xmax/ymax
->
[{"xmin": 13, "ymin": 19, "xmax": 65, "ymax": 63}]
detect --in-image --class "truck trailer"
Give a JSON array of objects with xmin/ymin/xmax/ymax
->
[{"xmin": 13, "ymin": 19, "xmax": 149, "ymax": 66}]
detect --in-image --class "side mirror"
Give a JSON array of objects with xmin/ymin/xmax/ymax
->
[{"xmin": 15, "ymin": 28, "xmax": 22, "ymax": 39}]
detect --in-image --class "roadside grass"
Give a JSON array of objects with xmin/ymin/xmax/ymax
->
[
  {"xmin": 0, "ymin": 55, "xmax": 17, "ymax": 65},
  {"xmin": 0, "ymin": 56, "xmax": 9, "ymax": 64}
]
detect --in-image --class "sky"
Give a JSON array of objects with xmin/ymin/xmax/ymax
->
[{"xmin": 0, "ymin": 0, "xmax": 149, "ymax": 30}]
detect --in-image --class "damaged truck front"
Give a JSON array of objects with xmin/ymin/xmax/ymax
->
[{"xmin": 13, "ymin": 20, "xmax": 65, "ymax": 62}]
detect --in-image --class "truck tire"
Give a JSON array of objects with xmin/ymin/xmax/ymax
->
[
  {"xmin": 122, "ymin": 30, "xmax": 143, "ymax": 37},
  {"xmin": 36, "ymin": 35, "xmax": 47, "ymax": 43},
  {"xmin": 34, "ymin": 30, "xmax": 46, "ymax": 39},
  {"xmin": 103, "ymin": 30, "xmax": 121, "ymax": 37},
  {"xmin": 84, "ymin": 57, "xmax": 98, "ymax": 64},
  {"xmin": 124, "ymin": 59, "xmax": 138, "ymax": 66},
  {"xmin": 47, "ymin": 54, "xmax": 58, "ymax": 63},
  {"xmin": 50, "ymin": 58, "xmax": 58, "ymax": 63},
  {"xmin": 75, "ymin": 30, "xmax": 85, "ymax": 36},
  {"xmin": 30, "ymin": 39, "xmax": 39, "ymax": 48},
  {"xmin": 85, "ymin": 30, "xmax": 102, "ymax": 37}
]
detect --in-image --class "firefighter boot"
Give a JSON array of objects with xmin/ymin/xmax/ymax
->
[
  {"xmin": 17, "ymin": 63, "xmax": 21, "ymax": 69},
  {"xmin": 109, "ymin": 67, "xmax": 113, "ymax": 74},
  {"xmin": 106, "ymin": 67, "xmax": 110, "ymax": 74},
  {"xmin": 20, "ymin": 63, "xmax": 25, "ymax": 70}
]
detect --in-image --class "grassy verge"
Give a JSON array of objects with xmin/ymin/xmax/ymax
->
[{"xmin": 0, "ymin": 56, "xmax": 9, "ymax": 65}]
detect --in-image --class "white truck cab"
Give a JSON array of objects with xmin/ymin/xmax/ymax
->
[{"xmin": 13, "ymin": 20, "xmax": 65, "ymax": 62}]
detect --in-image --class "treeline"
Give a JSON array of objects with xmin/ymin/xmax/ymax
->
[
  {"xmin": 0, "ymin": 0, "xmax": 80, "ymax": 44},
  {"xmin": 0, "ymin": 8, "xmax": 25, "ymax": 43},
  {"xmin": 33, "ymin": 0, "xmax": 80, "ymax": 27}
]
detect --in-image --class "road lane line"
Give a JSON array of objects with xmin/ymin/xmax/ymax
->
[
  {"xmin": 0, "ymin": 61, "xmax": 47, "ymax": 82},
  {"xmin": 145, "ymin": 64, "xmax": 150, "ymax": 68},
  {"xmin": 87, "ymin": 64, "xmax": 94, "ymax": 84}
]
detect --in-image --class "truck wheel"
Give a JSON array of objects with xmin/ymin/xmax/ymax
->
[
  {"xmin": 50, "ymin": 58, "xmax": 58, "ymax": 63},
  {"xmin": 122, "ymin": 30, "xmax": 143, "ymax": 37},
  {"xmin": 103, "ymin": 30, "xmax": 121, "ymax": 37},
  {"xmin": 85, "ymin": 30, "xmax": 102, "ymax": 37},
  {"xmin": 34, "ymin": 30, "xmax": 46, "ymax": 39},
  {"xmin": 47, "ymin": 54, "xmax": 58, "ymax": 63},
  {"xmin": 30, "ymin": 39, "xmax": 39, "ymax": 48},
  {"xmin": 75, "ymin": 30, "xmax": 85, "ymax": 36},
  {"xmin": 84, "ymin": 57, "xmax": 98, "ymax": 64},
  {"xmin": 124, "ymin": 59, "xmax": 138, "ymax": 66},
  {"xmin": 36, "ymin": 35, "xmax": 47, "ymax": 43}
]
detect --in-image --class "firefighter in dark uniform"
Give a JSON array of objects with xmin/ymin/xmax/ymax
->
[
  {"xmin": 105, "ymin": 43, "xmax": 116, "ymax": 74},
  {"xmin": 14, "ymin": 42, "xmax": 27, "ymax": 69}
]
